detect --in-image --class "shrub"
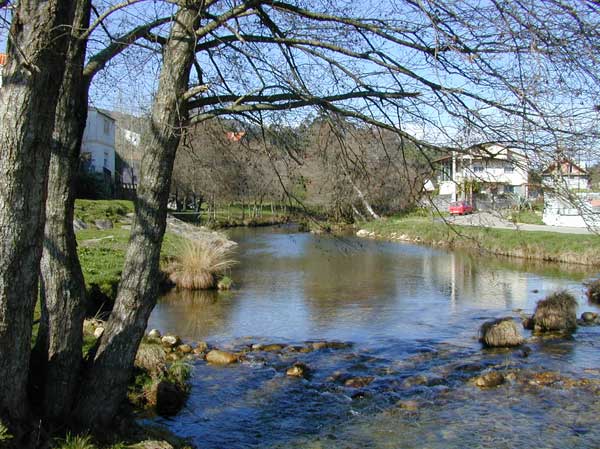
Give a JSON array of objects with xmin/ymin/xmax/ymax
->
[
  {"xmin": 0, "ymin": 421, "xmax": 12, "ymax": 442},
  {"xmin": 533, "ymin": 291, "xmax": 578, "ymax": 333},
  {"xmin": 587, "ymin": 279, "xmax": 600, "ymax": 304},
  {"xmin": 53, "ymin": 433, "xmax": 96, "ymax": 449},
  {"xmin": 166, "ymin": 240, "xmax": 236, "ymax": 290}
]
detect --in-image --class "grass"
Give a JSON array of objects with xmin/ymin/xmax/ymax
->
[
  {"xmin": 508, "ymin": 209, "xmax": 544, "ymax": 225},
  {"xmin": 359, "ymin": 215, "xmax": 600, "ymax": 266},
  {"xmin": 76, "ymin": 227, "xmax": 185, "ymax": 301},
  {"xmin": 165, "ymin": 240, "xmax": 237, "ymax": 289},
  {"xmin": 74, "ymin": 199, "xmax": 134, "ymax": 224}
]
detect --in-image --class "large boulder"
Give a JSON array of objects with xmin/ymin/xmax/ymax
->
[
  {"xmin": 479, "ymin": 317, "xmax": 525, "ymax": 347},
  {"xmin": 533, "ymin": 291, "xmax": 578, "ymax": 333}
]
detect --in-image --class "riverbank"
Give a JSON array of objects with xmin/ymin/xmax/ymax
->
[
  {"xmin": 74, "ymin": 200, "xmax": 235, "ymax": 306},
  {"xmin": 356, "ymin": 214, "xmax": 600, "ymax": 266}
]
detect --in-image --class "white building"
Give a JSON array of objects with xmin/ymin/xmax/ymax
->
[
  {"xmin": 434, "ymin": 144, "xmax": 529, "ymax": 201},
  {"xmin": 81, "ymin": 108, "xmax": 116, "ymax": 180},
  {"xmin": 541, "ymin": 158, "xmax": 589, "ymax": 192}
]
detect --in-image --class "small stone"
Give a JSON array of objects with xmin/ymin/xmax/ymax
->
[
  {"xmin": 262, "ymin": 344, "xmax": 286, "ymax": 352},
  {"xmin": 73, "ymin": 218, "xmax": 88, "ymax": 231},
  {"xmin": 94, "ymin": 219, "xmax": 113, "ymax": 230},
  {"xmin": 474, "ymin": 371, "xmax": 505, "ymax": 388},
  {"xmin": 344, "ymin": 376, "xmax": 374, "ymax": 388},
  {"xmin": 148, "ymin": 329, "xmax": 162, "ymax": 339},
  {"xmin": 403, "ymin": 375, "xmax": 428, "ymax": 388},
  {"xmin": 356, "ymin": 229, "xmax": 370, "ymax": 237},
  {"xmin": 93, "ymin": 327, "xmax": 104, "ymax": 338},
  {"xmin": 581, "ymin": 312, "xmax": 598, "ymax": 323},
  {"xmin": 206, "ymin": 349, "xmax": 238, "ymax": 365},
  {"xmin": 286, "ymin": 363, "xmax": 310, "ymax": 378},
  {"xmin": 397, "ymin": 400, "xmax": 419, "ymax": 411},
  {"xmin": 312, "ymin": 342, "xmax": 328, "ymax": 350},
  {"xmin": 194, "ymin": 341, "xmax": 209, "ymax": 353},
  {"xmin": 161, "ymin": 335, "xmax": 181, "ymax": 348},
  {"xmin": 129, "ymin": 440, "xmax": 174, "ymax": 449},
  {"xmin": 178, "ymin": 344, "xmax": 193, "ymax": 354},
  {"xmin": 519, "ymin": 346, "xmax": 532, "ymax": 358},
  {"xmin": 251, "ymin": 343, "xmax": 264, "ymax": 351}
]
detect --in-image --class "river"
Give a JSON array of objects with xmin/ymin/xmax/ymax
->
[{"xmin": 148, "ymin": 226, "xmax": 600, "ymax": 448}]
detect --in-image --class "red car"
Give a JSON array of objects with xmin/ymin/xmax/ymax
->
[{"xmin": 449, "ymin": 201, "xmax": 474, "ymax": 215}]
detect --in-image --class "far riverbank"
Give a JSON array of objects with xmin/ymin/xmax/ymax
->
[{"xmin": 355, "ymin": 212, "xmax": 600, "ymax": 267}]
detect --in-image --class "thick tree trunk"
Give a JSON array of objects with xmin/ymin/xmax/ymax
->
[
  {"xmin": 31, "ymin": 0, "xmax": 92, "ymax": 424},
  {"xmin": 74, "ymin": 5, "xmax": 200, "ymax": 430},
  {"xmin": 0, "ymin": 0, "xmax": 76, "ymax": 427}
]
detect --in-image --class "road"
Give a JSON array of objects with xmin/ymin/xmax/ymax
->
[{"xmin": 446, "ymin": 211, "xmax": 596, "ymax": 235}]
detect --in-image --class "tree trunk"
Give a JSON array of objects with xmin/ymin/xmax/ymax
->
[
  {"xmin": 74, "ymin": 4, "xmax": 199, "ymax": 430},
  {"xmin": 31, "ymin": 0, "xmax": 92, "ymax": 425},
  {"xmin": 0, "ymin": 0, "xmax": 77, "ymax": 427}
]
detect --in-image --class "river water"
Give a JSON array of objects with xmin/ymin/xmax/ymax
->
[{"xmin": 148, "ymin": 226, "xmax": 600, "ymax": 449}]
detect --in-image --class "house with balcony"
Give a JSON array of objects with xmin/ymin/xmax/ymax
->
[
  {"xmin": 433, "ymin": 143, "xmax": 529, "ymax": 203},
  {"xmin": 81, "ymin": 107, "xmax": 116, "ymax": 181}
]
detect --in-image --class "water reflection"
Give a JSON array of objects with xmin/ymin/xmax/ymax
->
[
  {"xmin": 151, "ymin": 289, "xmax": 238, "ymax": 341},
  {"xmin": 149, "ymin": 227, "xmax": 595, "ymax": 344}
]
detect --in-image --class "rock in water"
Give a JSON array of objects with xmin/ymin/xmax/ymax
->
[
  {"xmin": 479, "ymin": 317, "xmax": 525, "ymax": 347},
  {"xmin": 533, "ymin": 291, "xmax": 578, "ymax": 333},
  {"xmin": 161, "ymin": 335, "xmax": 181, "ymax": 348},
  {"xmin": 344, "ymin": 376, "xmax": 375, "ymax": 388},
  {"xmin": 581, "ymin": 311, "xmax": 598, "ymax": 323},
  {"xmin": 286, "ymin": 363, "xmax": 310, "ymax": 378},
  {"xmin": 473, "ymin": 371, "xmax": 505, "ymax": 388},
  {"xmin": 205, "ymin": 349, "xmax": 238, "ymax": 365}
]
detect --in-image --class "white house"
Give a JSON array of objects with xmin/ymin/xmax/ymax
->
[
  {"xmin": 541, "ymin": 157, "xmax": 589, "ymax": 192},
  {"xmin": 434, "ymin": 144, "xmax": 529, "ymax": 201},
  {"xmin": 81, "ymin": 108, "xmax": 116, "ymax": 180}
]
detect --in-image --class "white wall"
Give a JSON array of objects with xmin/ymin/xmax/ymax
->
[{"xmin": 81, "ymin": 109, "xmax": 116, "ymax": 179}]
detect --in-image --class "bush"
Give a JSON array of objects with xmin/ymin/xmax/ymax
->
[
  {"xmin": 587, "ymin": 279, "xmax": 600, "ymax": 304},
  {"xmin": 166, "ymin": 240, "xmax": 236, "ymax": 290}
]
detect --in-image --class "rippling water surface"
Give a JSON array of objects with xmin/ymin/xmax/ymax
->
[{"xmin": 148, "ymin": 226, "xmax": 600, "ymax": 448}]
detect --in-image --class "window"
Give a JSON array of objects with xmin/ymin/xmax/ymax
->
[
  {"xmin": 103, "ymin": 118, "xmax": 111, "ymax": 135},
  {"xmin": 504, "ymin": 163, "xmax": 514, "ymax": 173},
  {"xmin": 103, "ymin": 151, "xmax": 108, "ymax": 168},
  {"xmin": 473, "ymin": 165, "xmax": 484, "ymax": 172},
  {"xmin": 505, "ymin": 185, "xmax": 515, "ymax": 193}
]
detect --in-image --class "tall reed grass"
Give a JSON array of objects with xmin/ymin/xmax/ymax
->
[{"xmin": 166, "ymin": 240, "xmax": 237, "ymax": 289}]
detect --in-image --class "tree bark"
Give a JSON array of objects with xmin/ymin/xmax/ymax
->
[
  {"xmin": 0, "ymin": 0, "xmax": 77, "ymax": 426},
  {"xmin": 74, "ymin": 4, "xmax": 200, "ymax": 430},
  {"xmin": 31, "ymin": 0, "xmax": 92, "ymax": 425}
]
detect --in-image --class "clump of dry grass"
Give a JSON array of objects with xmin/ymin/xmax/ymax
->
[
  {"xmin": 166, "ymin": 239, "xmax": 236, "ymax": 290},
  {"xmin": 480, "ymin": 317, "xmax": 525, "ymax": 347},
  {"xmin": 587, "ymin": 279, "xmax": 600, "ymax": 304},
  {"xmin": 533, "ymin": 290, "xmax": 578, "ymax": 333}
]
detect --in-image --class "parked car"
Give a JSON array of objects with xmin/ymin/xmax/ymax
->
[{"xmin": 449, "ymin": 201, "xmax": 474, "ymax": 215}]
